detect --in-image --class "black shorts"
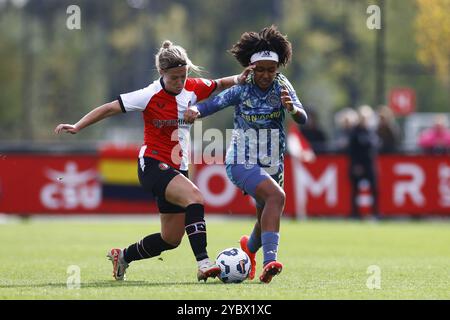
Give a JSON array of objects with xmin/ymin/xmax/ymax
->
[{"xmin": 137, "ymin": 157, "xmax": 188, "ymax": 214}]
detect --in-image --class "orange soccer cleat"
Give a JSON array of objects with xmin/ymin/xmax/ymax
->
[
  {"xmin": 240, "ymin": 235, "xmax": 256, "ymax": 280},
  {"xmin": 259, "ymin": 261, "xmax": 283, "ymax": 284}
]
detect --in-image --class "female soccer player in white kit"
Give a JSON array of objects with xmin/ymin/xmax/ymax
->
[{"xmin": 55, "ymin": 40, "xmax": 253, "ymax": 282}]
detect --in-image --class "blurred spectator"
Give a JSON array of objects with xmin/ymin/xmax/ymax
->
[
  {"xmin": 299, "ymin": 107, "xmax": 328, "ymax": 153},
  {"xmin": 334, "ymin": 108, "xmax": 359, "ymax": 153},
  {"xmin": 376, "ymin": 105, "xmax": 401, "ymax": 154},
  {"xmin": 418, "ymin": 114, "xmax": 450, "ymax": 154},
  {"xmin": 348, "ymin": 105, "xmax": 380, "ymax": 219}
]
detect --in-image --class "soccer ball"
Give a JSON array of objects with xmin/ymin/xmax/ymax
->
[{"xmin": 216, "ymin": 247, "xmax": 251, "ymax": 283}]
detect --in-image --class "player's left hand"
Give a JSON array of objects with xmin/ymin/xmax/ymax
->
[{"xmin": 281, "ymin": 87, "xmax": 294, "ymax": 112}]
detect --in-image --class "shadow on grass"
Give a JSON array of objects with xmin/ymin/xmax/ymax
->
[{"xmin": 0, "ymin": 280, "xmax": 261, "ymax": 289}]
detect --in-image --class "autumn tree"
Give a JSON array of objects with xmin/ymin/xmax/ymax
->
[{"xmin": 415, "ymin": 0, "xmax": 450, "ymax": 89}]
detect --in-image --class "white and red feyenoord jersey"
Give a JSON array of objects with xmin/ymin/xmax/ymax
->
[{"xmin": 118, "ymin": 78, "xmax": 217, "ymax": 171}]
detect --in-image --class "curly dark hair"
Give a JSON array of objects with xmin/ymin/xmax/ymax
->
[{"xmin": 229, "ymin": 25, "xmax": 292, "ymax": 67}]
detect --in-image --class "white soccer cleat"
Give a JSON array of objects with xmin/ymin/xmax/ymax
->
[
  {"xmin": 107, "ymin": 248, "xmax": 129, "ymax": 281},
  {"xmin": 197, "ymin": 260, "xmax": 221, "ymax": 282}
]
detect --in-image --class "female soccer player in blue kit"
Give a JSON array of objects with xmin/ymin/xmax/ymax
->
[{"xmin": 184, "ymin": 26, "xmax": 307, "ymax": 283}]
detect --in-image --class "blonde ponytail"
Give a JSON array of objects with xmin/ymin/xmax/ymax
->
[{"xmin": 155, "ymin": 40, "xmax": 202, "ymax": 74}]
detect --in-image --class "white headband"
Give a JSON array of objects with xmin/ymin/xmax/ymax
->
[{"xmin": 250, "ymin": 51, "xmax": 279, "ymax": 64}]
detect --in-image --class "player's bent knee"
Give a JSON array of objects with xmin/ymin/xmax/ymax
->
[
  {"xmin": 279, "ymin": 190, "xmax": 286, "ymax": 205},
  {"xmin": 269, "ymin": 189, "xmax": 286, "ymax": 208},
  {"xmin": 186, "ymin": 189, "xmax": 204, "ymax": 206}
]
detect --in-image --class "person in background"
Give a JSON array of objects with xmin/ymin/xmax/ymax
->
[
  {"xmin": 418, "ymin": 114, "xmax": 450, "ymax": 154},
  {"xmin": 334, "ymin": 108, "xmax": 358, "ymax": 153},
  {"xmin": 376, "ymin": 105, "xmax": 401, "ymax": 154},
  {"xmin": 348, "ymin": 105, "xmax": 380, "ymax": 219},
  {"xmin": 300, "ymin": 107, "xmax": 328, "ymax": 153}
]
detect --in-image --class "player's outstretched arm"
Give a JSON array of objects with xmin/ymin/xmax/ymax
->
[
  {"xmin": 184, "ymin": 84, "xmax": 241, "ymax": 124},
  {"xmin": 214, "ymin": 65, "xmax": 255, "ymax": 94},
  {"xmin": 54, "ymin": 100, "xmax": 122, "ymax": 134}
]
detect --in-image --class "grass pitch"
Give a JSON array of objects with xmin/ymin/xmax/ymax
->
[{"xmin": 0, "ymin": 217, "xmax": 449, "ymax": 300}]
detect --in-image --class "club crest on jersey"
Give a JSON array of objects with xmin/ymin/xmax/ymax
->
[
  {"xmin": 267, "ymin": 93, "xmax": 280, "ymax": 107},
  {"xmin": 159, "ymin": 162, "xmax": 170, "ymax": 171}
]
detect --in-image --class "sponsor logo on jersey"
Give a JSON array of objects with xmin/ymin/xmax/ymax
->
[
  {"xmin": 241, "ymin": 110, "xmax": 282, "ymax": 122},
  {"xmin": 152, "ymin": 119, "xmax": 190, "ymax": 128}
]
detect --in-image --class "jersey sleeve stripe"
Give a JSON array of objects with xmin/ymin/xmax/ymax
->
[
  {"xmin": 212, "ymin": 80, "xmax": 218, "ymax": 93},
  {"xmin": 117, "ymin": 96, "xmax": 127, "ymax": 113}
]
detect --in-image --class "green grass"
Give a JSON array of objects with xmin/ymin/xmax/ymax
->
[{"xmin": 0, "ymin": 218, "xmax": 449, "ymax": 300}]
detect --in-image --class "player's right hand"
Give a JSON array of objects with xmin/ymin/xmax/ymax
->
[
  {"xmin": 184, "ymin": 106, "xmax": 200, "ymax": 124},
  {"xmin": 236, "ymin": 65, "xmax": 255, "ymax": 84},
  {"xmin": 54, "ymin": 124, "xmax": 79, "ymax": 134}
]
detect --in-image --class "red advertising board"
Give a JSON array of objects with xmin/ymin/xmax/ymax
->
[
  {"xmin": 194, "ymin": 155, "xmax": 450, "ymax": 217},
  {"xmin": 0, "ymin": 155, "xmax": 100, "ymax": 214},
  {"xmin": 0, "ymin": 153, "xmax": 449, "ymax": 217},
  {"xmin": 0, "ymin": 154, "xmax": 156, "ymax": 214},
  {"xmin": 193, "ymin": 156, "xmax": 351, "ymax": 218},
  {"xmin": 378, "ymin": 155, "xmax": 450, "ymax": 215}
]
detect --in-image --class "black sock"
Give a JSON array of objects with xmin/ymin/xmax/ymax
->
[
  {"xmin": 123, "ymin": 233, "xmax": 177, "ymax": 264},
  {"xmin": 185, "ymin": 204, "xmax": 208, "ymax": 262}
]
